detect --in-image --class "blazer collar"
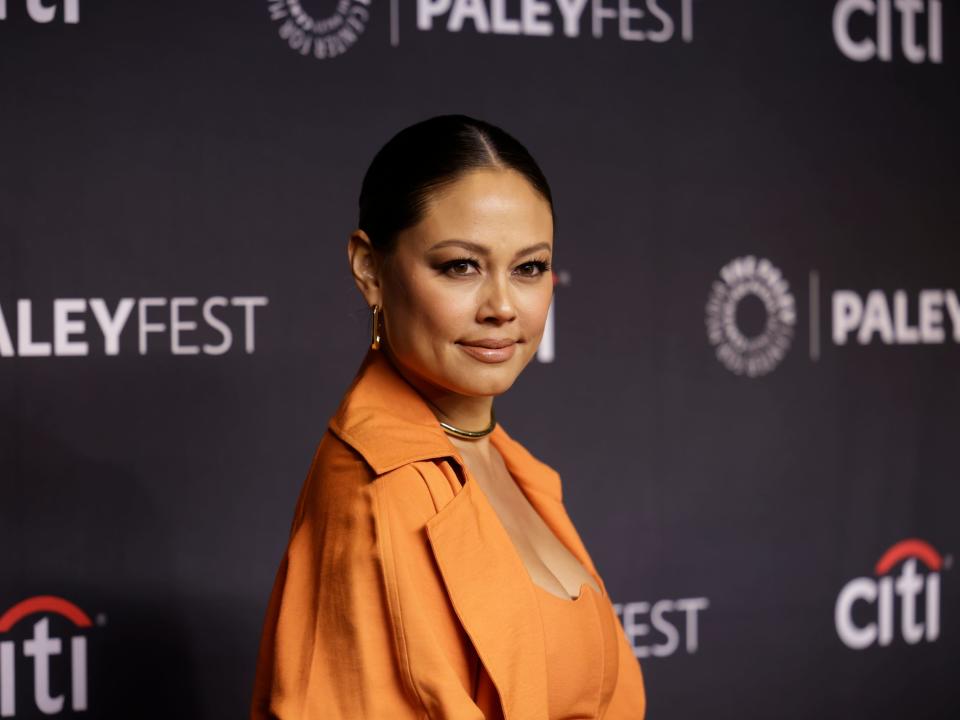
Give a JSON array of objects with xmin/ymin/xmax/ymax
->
[
  {"xmin": 328, "ymin": 347, "xmax": 563, "ymax": 502},
  {"xmin": 328, "ymin": 348, "xmax": 606, "ymax": 719}
]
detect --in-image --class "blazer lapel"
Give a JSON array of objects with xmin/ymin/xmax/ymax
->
[{"xmin": 425, "ymin": 467, "xmax": 549, "ymax": 720}]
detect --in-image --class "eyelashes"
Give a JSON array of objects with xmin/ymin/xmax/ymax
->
[{"xmin": 439, "ymin": 256, "xmax": 552, "ymax": 278}]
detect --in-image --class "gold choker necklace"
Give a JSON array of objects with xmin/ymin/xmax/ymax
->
[{"xmin": 439, "ymin": 407, "xmax": 496, "ymax": 440}]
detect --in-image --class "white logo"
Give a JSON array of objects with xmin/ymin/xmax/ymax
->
[
  {"xmin": 268, "ymin": 0, "xmax": 372, "ymax": 60},
  {"xmin": 0, "ymin": 0, "xmax": 79, "ymax": 23},
  {"xmin": 0, "ymin": 296, "xmax": 268, "ymax": 357},
  {"xmin": 833, "ymin": 0, "xmax": 943, "ymax": 64},
  {"xmin": 418, "ymin": 0, "xmax": 695, "ymax": 43},
  {"xmin": 835, "ymin": 539, "xmax": 945, "ymax": 650},
  {"xmin": 0, "ymin": 597, "xmax": 95, "ymax": 717},
  {"xmin": 832, "ymin": 289, "xmax": 960, "ymax": 345},
  {"xmin": 705, "ymin": 256, "xmax": 796, "ymax": 377},
  {"xmin": 536, "ymin": 269, "xmax": 571, "ymax": 363},
  {"xmin": 614, "ymin": 596, "xmax": 709, "ymax": 658}
]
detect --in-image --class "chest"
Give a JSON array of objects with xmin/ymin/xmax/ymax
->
[{"xmin": 464, "ymin": 452, "xmax": 601, "ymax": 601}]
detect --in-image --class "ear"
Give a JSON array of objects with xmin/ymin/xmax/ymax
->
[{"xmin": 347, "ymin": 229, "xmax": 384, "ymax": 307}]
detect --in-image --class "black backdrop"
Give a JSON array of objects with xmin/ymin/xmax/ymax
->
[{"xmin": 1, "ymin": 1, "xmax": 958, "ymax": 718}]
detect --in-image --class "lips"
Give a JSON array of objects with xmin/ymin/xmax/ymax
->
[
  {"xmin": 456, "ymin": 339, "xmax": 518, "ymax": 363},
  {"xmin": 458, "ymin": 339, "xmax": 517, "ymax": 348}
]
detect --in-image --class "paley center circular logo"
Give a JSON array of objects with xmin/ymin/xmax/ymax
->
[
  {"xmin": 705, "ymin": 255, "xmax": 796, "ymax": 377},
  {"xmin": 267, "ymin": 0, "xmax": 372, "ymax": 60}
]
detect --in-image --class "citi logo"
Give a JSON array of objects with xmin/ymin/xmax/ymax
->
[
  {"xmin": 0, "ymin": 0, "xmax": 79, "ymax": 23},
  {"xmin": 834, "ymin": 539, "xmax": 947, "ymax": 650},
  {"xmin": 833, "ymin": 0, "xmax": 943, "ymax": 64},
  {"xmin": 0, "ymin": 596, "xmax": 94, "ymax": 716}
]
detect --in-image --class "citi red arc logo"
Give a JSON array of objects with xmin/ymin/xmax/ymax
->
[
  {"xmin": 835, "ymin": 539, "xmax": 945, "ymax": 650},
  {"xmin": 0, "ymin": 596, "xmax": 92, "ymax": 717}
]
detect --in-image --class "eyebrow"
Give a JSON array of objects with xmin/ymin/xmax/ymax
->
[{"xmin": 427, "ymin": 239, "xmax": 552, "ymax": 259}]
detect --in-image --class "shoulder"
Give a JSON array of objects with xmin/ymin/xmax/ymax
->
[{"xmin": 292, "ymin": 429, "xmax": 462, "ymax": 532}]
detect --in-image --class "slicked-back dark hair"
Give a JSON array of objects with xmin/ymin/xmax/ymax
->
[{"xmin": 358, "ymin": 114, "xmax": 555, "ymax": 253}]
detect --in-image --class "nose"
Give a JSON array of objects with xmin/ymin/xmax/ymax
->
[{"xmin": 477, "ymin": 275, "xmax": 517, "ymax": 325}]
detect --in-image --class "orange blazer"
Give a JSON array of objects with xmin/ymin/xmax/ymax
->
[{"xmin": 251, "ymin": 347, "xmax": 647, "ymax": 719}]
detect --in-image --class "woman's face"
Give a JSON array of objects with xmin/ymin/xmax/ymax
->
[{"xmin": 378, "ymin": 168, "xmax": 554, "ymax": 398}]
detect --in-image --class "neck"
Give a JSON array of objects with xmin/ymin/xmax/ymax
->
[{"xmin": 383, "ymin": 347, "xmax": 495, "ymax": 442}]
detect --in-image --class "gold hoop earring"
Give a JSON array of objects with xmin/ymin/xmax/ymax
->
[{"xmin": 370, "ymin": 304, "xmax": 382, "ymax": 350}]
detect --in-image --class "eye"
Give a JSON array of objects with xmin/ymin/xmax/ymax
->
[
  {"xmin": 515, "ymin": 259, "xmax": 552, "ymax": 278},
  {"xmin": 439, "ymin": 257, "xmax": 481, "ymax": 277}
]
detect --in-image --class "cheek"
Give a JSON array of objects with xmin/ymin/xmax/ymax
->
[
  {"xmin": 520, "ymin": 285, "xmax": 554, "ymax": 331},
  {"xmin": 393, "ymin": 275, "xmax": 473, "ymax": 340}
]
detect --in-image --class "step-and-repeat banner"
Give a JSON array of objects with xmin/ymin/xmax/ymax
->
[{"xmin": 1, "ymin": 1, "xmax": 957, "ymax": 718}]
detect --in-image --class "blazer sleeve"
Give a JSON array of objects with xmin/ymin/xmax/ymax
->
[
  {"xmin": 250, "ymin": 442, "xmax": 485, "ymax": 720},
  {"xmin": 249, "ymin": 440, "xmax": 422, "ymax": 719}
]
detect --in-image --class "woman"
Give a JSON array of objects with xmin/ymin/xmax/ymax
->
[{"xmin": 251, "ymin": 114, "xmax": 646, "ymax": 719}]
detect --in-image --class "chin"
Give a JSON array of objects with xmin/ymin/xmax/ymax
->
[{"xmin": 446, "ymin": 361, "xmax": 525, "ymax": 397}]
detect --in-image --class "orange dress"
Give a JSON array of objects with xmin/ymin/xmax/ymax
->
[
  {"xmin": 532, "ymin": 577, "xmax": 620, "ymax": 720},
  {"xmin": 251, "ymin": 347, "xmax": 646, "ymax": 719}
]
